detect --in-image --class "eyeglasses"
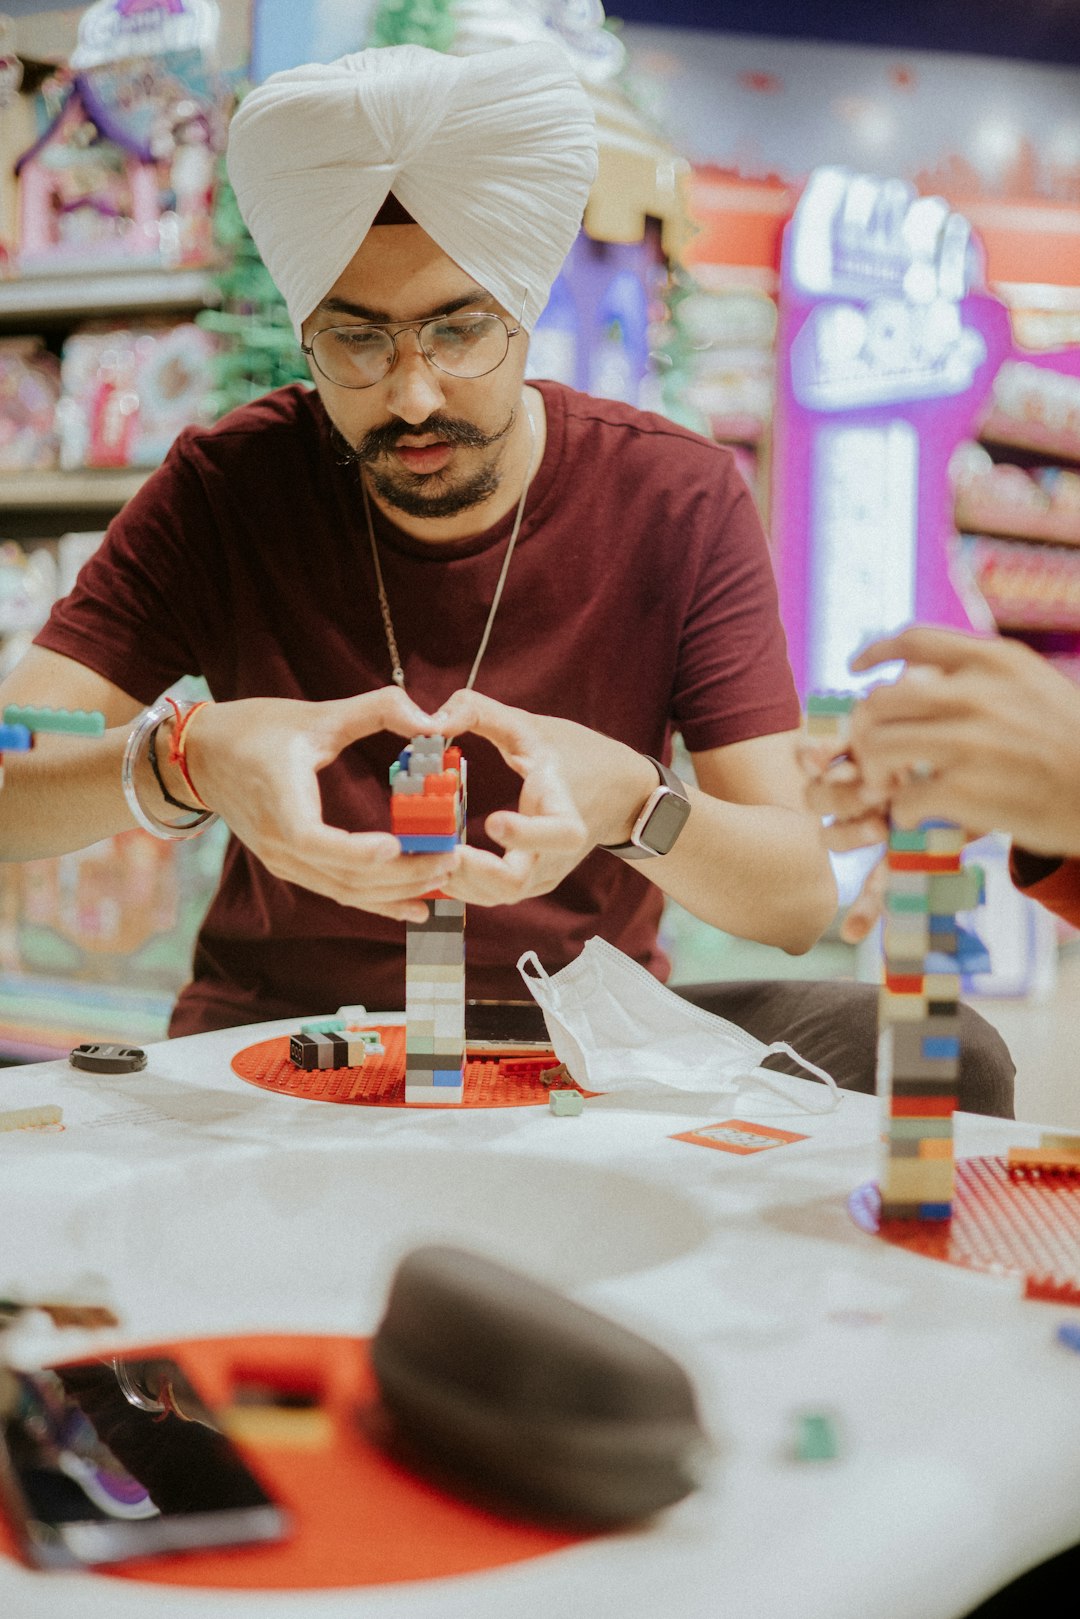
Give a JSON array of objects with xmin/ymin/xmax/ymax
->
[{"xmin": 301, "ymin": 310, "xmax": 522, "ymax": 390}]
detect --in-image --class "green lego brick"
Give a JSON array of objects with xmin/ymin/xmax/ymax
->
[
  {"xmin": 3, "ymin": 704, "xmax": 105, "ymax": 737},
  {"xmin": 300, "ymin": 1018, "xmax": 345, "ymax": 1037},
  {"xmin": 549, "ymin": 1090, "xmax": 583, "ymax": 1116},
  {"xmin": 886, "ymin": 892, "xmax": 930, "ymax": 914},
  {"xmin": 926, "ymin": 869, "xmax": 983, "ymax": 912},
  {"xmin": 792, "ymin": 1411, "xmax": 839, "ymax": 1462},
  {"xmin": 805, "ymin": 693, "xmax": 856, "ymax": 715},
  {"xmin": 889, "ymin": 828, "xmax": 927, "ymax": 852}
]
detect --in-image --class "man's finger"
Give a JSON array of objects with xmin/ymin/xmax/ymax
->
[
  {"xmin": 442, "ymin": 845, "xmax": 540, "ymax": 905},
  {"xmin": 331, "ymin": 685, "xmax": 439, "ymax": 746},
  {"xmin": 486, "ymin": 807, "xmax": 584, "ymax": 853},
  {"xmin": 434, "ymin": 689, "xmax": 536, "ymax": 772},
  {"xmin": 821, "ymin": 812, "xmax": 890, "ymax": 852},
  {"xmin": 851, "ymin": 626, "xmax": 995, "ymax": 676},
  {"xmin": 839, "ymin": 857, "xmax": 888, "ymax": 943}
]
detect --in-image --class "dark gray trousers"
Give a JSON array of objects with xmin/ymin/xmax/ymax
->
[{"xmin": 674, "ymin": 978, "xmax": 1015, "ymax": 1119}]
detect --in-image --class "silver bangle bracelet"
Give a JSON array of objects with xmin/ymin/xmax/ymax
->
[{"xmin": 121, "ymin": 701, "xmax": 218, "ymax": 842}]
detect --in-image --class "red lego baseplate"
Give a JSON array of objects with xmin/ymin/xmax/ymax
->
[
  {"xmin": 848, "ymin": 1155, "xmax": 1080, "ymax": 1305},
  {"xmin": 230, "ymin": 1027, "xmax": 586, "ymax": 1109}
]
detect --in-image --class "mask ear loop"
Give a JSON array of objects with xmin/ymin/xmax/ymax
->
[
  {"xmin": 747, "ymin": 1045, "xmax": 842, "ymax": 1113},
  {"xmin": 517, "ymin": 950, "xmax": 550, "ymax": 994}
]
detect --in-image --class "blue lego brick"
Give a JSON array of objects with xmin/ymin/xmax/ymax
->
[
  {"xmin": 917, "ymin": 1202, "xmax": 953, "ymax": 1221},
  {"xmin": 398, "ymin": 834, "xmax": 458, "ymax": 853},
  {"xmin": 923, "ymin": 951, "xmax": 960, "ymax": 975},
  {"xmin": 0, "ymin": 723, "xmax": 32, "ymax": 751},
  {"xmin": 432, "ymin": 1069, "xmax": 465, "ymax": 1086},
  {"xmin": 955, "ymin": 925, "xmax": 991, "ymax": 974},
  {"xmin": 922, "ymin": 1036, "xmax": 960, "ymax": 1061}
]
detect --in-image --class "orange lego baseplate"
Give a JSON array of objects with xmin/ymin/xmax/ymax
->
[
  {"xmin": 849, "ymin": 1155, "xmax": 1080, "ymax": 1304},
  {"xmin": 230, "ymin": 1027, "xmax": 585, "ymax": 1108},
  {"xmin": 0, "ymin": 1334, "xmax": 587, "ymax": 1590}
]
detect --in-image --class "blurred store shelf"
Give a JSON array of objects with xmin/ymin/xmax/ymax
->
[
  {"xmin": 0, "ymin": 266, "xmax": 221, "ymax": 325},
  {"xmin": 0, "ymin": 468, "xmax": 150, "ymax": 511}
]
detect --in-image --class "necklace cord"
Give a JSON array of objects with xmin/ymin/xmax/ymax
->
[{"xmin": 363, "ymin": 401, "xmax": 538, "ymax": 697}]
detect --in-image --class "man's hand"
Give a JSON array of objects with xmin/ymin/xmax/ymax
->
[
  {"xmin": 183, "ymin": 687, "xmax": 460, "ymax": 922},
  {"xmin": 847, "ymin": 628, "xmax": 1080, "ymax": 857},
  {"xmin": 429, "ymin": 690, "xmax": 607, "ymax": 907}
]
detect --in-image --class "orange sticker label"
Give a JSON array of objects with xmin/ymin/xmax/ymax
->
[{"xmin": 671, "ymin": 1118, "xmax": 808, "ymax": 1154}]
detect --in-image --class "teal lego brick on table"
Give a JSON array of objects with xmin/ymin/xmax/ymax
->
[{"xmin": 3, "ymin": 705, "xmax": 105, "ymax": 737}]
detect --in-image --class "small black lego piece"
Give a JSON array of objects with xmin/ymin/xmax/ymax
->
[{"xmin": 69, "ymin": 1043, "xmax": 147, "ymax": 1074}]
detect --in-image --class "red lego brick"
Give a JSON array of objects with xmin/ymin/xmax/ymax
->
[
  {"xmin": 890, "ymin": 1095, "xmax": 957, "ymax": 1117},
  {"xmin": 885, "ymin": 973, "xmax": 925, "ymax": 994},
  {"xmin": 391, "ymin": 798, "xmax": 458, "ymax": 830},
  {"xmin": 423, "ymin": 771, "xmax": 459, "ymax": 798},
  {"xmin": 887, "ymin": 851, "xmax": 962, "ymax": 873}
]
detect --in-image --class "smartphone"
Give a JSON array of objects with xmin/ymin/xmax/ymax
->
[
  {"xmin": 0, "ymin": 1355, "xmax": 289, "ymax": 1569},
  {"xmin": 465, "ymin": 999, "xmax": 553, "ymax": 1055}
]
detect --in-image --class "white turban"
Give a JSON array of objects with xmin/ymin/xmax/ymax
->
[{"xmin": 227, "ymin": 42, "xmax": 598, "ymax": 338}]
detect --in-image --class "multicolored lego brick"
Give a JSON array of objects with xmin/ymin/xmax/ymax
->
[
  {"xmin": 391, "ymin": 736, "xmax": 467, "ymax": 1106},
  {"xmin": 288, "ymin": 1018, "xmax": 385, "ymax": 1071}
]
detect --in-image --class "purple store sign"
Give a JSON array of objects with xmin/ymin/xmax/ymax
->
[{"xmin": 771, "ymin": 166, "xmax": 1014, "ymax": 698}]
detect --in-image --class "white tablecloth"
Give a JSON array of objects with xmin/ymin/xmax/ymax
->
[{"xmin": 1, "ymin": 1016, "xmax": 1078, "ymax": 1619}]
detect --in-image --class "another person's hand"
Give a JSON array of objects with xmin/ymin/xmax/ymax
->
[
  {"xmin": 797, "ymin": 741, "xmax": 890, "ymax": 943},
  {"xmin": 181, "ymin": 687, "xmax": 460, "ymax": 922},
  {"xmin": 848, "ymin": 628, "xmax": 1080, "ymax": 857},
  {"xmin": 431, "ymin": 690, "xmax": 627, "ymax": 906}
]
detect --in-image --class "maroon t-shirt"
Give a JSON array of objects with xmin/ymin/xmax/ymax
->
[{"xmin": 37, "ymin": 381, "xmax": 799, "ymax": 1033}]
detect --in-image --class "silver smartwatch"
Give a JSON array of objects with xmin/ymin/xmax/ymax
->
[{"xmin": 601, "ymin": 755, "xmax": 691, "ymax": 861}]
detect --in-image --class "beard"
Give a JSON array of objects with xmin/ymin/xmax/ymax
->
[{"xmin": 336, "ymin": 408, "xmax": 516, "ymax": 520}]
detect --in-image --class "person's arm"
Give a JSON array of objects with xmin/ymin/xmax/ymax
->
[
  {"xmin": 0, "ymin": 647, "xmax": 473, "ymax": 924},
  {"xmin": 434, "ymin": 690, "xmax": 837, "ymax": 954}
]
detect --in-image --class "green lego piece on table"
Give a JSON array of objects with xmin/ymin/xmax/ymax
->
[
  {"xmin": 549, "ymin": 1090, "xmax": 583, "ymax": 1116},
  {"xmin": 2, "ymin": 705, "xmax": 105, "ymax": 737},
  {"xmin": 792, "ymin": 1411, "xmax": 840, "ymax": 1462}
]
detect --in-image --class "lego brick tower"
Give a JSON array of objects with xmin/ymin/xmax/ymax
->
[
  {"xmin": 390, "ymin": 736, "xmax": 467, "ymax": 1105},
  {"xmin": 878, "ymin": 820, "xmax": 986, "ymax": 1221},
  {"xmin": 804, "ymin": 693, "xmax": 988, "ymax": 1224}
]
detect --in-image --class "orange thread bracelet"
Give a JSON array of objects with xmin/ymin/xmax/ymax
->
[{"xmin": 164, "ymin": 697, "xmax": 212, "ymax": 812}]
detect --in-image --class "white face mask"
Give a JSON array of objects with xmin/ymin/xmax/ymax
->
[{"xmin": 518, "ymin": 938, "xmax": 840, "ymax": 1115}]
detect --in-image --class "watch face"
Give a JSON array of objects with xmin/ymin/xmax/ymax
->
[{"xmin": 640, "ymin": 789, "xmax": 690, "ymax": 854}]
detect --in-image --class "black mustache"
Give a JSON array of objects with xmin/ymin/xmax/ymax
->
[{"xmin": 353, "ymin": 408, "xmax": 515, "ymax": 464}]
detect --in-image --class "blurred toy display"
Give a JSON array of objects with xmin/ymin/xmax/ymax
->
[
  {"xmin": 0, "ymin": 539, "xmax": 56, "ymax": 678},
  {"xmin": 952, "ymin": 442, "xmax": 1080, "ymax": 547},
  {"xmin": 662, "ymin": 278, "xmax": 775, "ymax": 442},
  {"xmin": 11, "ymin": 0, "xmax": 228, "ymax": 274},
  {"xmin": 979, "ymin": 360, "xmax": 1080, "ymax": 461},
  {"xmin": 57, "ymin": 320, "xmax": 217, "ymax": 469},
  {"xmin": 0, "ymin": 337, "xmax": 60, "ymax": 472}
]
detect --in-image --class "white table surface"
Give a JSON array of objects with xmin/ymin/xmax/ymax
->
[{"xmin": 1, "ymin": 1016, "xmax": 1078, "ymax": 1619}]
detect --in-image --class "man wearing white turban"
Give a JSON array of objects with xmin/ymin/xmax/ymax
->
[{"xmin": 0, "ymin": 44, "xmax": 1013, "ymax": 1114}]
